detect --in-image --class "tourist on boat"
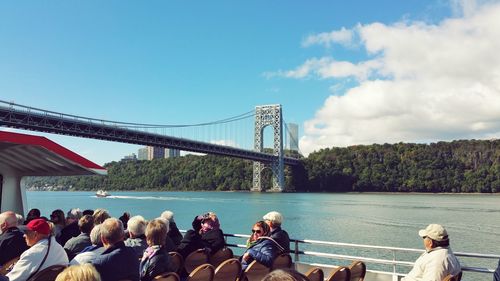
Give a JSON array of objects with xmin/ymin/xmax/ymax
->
[
  {"xmin": 92, "ymin": 218, "xmax": 139, "ymax": 281},
  {"xmin": 263, "ymin": 211, "xmax": 290, "ymax": 252},
  {"xmin": 402, "ymin": 224, "xmax": 461, "ymax": 281},
  {"xmin": 83, "ymin": 209, "xmax": 94, "ymax": 216},
  {"xmin": 494, "ymin": 259, "xmax": 500, "ymax": 281},
  {"xmin": 58, "ymin": 208, "xmax": 83, "ymax": 246},
  {"xmin": 241, "ymin": 220, "xmax": 284, "ymax": 270},
  {"xmin": 139, "ymin": 219, "xmax": 176, "ymax": 281},
  {"xmin": 0, "ymin": 211, "xmax": 28, "ymax": 266},
  {"xmin": 64, "ymin": 215, "xmax": 94, "ymax": 260},
  {"xmin": 124, "ymin": 215, "xmax": 148, "ymax": 259},
  {"xmin": 176, "ymin": 215, "xmax": 204, "ymax": 258},
  {"xmin": 262, "ymin": 268, "xmax": 309, "ymax": 281},
  {"xmin": 93, "ymin": 209, "xmax": 111, "ymax": 225},
  {"xmin": 160, "ymin": 210, "xmax": 183, "ymax": 246},
  {"xmin": 70, "ymin": 224, "xmax": 106, "ymax": 265},
  {"xmin": 23, "ymin": 208, "xmax": 41, "ymax": 225},
  {"xmin": 55, "ymin": 264, "xmax": 102, "ymax": 281},
  {"xmin": 15, "ymin": 214, "xmax": 24, "ymax": 226},
  {"xmin": 50, "ymin": 209, "xmax": 66, "ymax": 239},
  {"xmin": 119, "ymin": 212, "xmax": 130, "ymax": 230},
  {"xmin": 1, "ymin": 218, "xmax": 68, "ymax": 281},
  {"xmin": 200, "ymin": 212, "xmax": 225, "ymax": 254}
]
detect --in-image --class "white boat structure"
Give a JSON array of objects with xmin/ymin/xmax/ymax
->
[
  {"xmin": 95, "ymin": 189, "xmax": 110, "ymax": 197},
  {"xmin": 218, "ymin": 232, "xmax": 499, "ymax": 281}
]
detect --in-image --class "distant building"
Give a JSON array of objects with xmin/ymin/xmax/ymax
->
[
  {"xmin": 165, "ymin": 148, "xmax": 180, "ymax": 158},
  {"xmin": 138, "ymin": 147, "xmax": 148, "ymax": 160},
  {"xmin": 287, "ymin": 123, "xmax": 299, "ymax": 151},
  {"xmin": 121, "ymin": 153, "xmax": 137, "ymax": 162},
  {"xmin": 147, "ymin": 146, "xmax": 165, "ymax": 160}
]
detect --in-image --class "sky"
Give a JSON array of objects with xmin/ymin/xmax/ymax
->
[{"xmin": 1, "ymin": 0, "xmax": 500, "ymax": 165}]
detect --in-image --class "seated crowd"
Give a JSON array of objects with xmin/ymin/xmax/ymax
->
[
  {"xmin": 0, "ymin": 208, "xmax": 468, "ymax": 281},
  {"xmin": 0, "ymin": 208, "xmax": 291, "ymax": 281}
]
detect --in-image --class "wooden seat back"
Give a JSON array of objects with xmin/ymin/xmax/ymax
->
[
  {"xmin": 348, "ymin": 261, "xmax": 366, "ymax": 281},
  {"xmin": 186, "ymin": 264, "xmax": 215, "ymax": 281},
  {"xmin": 210, "ymin": 247, "xmax": 233, "ymax": 268},
  {"xmin": 154, "ymin": 272, "xmax": 180, "ymax": 281},
  {"xmin": 271, "ymin": 253, "xmax": 292, "ymax": 270},
  {"xmin": 442, "ymin": 271, "xmax": 462, "ymax": 281},
  {"xmin": 242, "ymin": 260, "xmax": 270, "ymax": 281},
  {"xmin": 184, "ymin": 249, "xmax": 209, "ymax": 274},
  {"xmin": 326, "ymin": 266, "xmax": 350, "ymax": 281},
  {"xmin": 304, "ymin": 267, "xmax": 324, "ymax": 281},
  {"xmin": 168, "ymin": 251, "xmax": 184, "ymax": 274},
  {"xmin": 213, "ymin": 258, "xmax": 241, "ymax": 281}
]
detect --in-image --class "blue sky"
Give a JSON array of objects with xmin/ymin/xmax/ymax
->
[{"xmin": 2, "ymin": 0, "xmax": 500, "ymax": 165}]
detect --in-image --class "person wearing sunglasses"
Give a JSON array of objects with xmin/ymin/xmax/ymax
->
[{"xmin": 241, "ymin": 220, "xmax": 285, "ymax": 270}]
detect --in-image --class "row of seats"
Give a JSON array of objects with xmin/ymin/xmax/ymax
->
[{"xmin": 304, "ymin": 260, "xmax": 365, "ymax": 281}]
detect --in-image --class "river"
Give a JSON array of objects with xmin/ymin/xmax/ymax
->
[{"xmin": 26, "ymin": 191, "xmax": 500, "ymax": 277}]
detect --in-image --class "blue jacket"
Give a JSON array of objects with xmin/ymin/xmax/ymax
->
[
  {"xmin": 494, "ymin": 259, "xmax": 500, "ymax": 281},
  {"xmin": 93, "ymin": 241, "xmax": 140, "ymax": 281},
  {"xmin": 242, "ymin": 237, "xmax": 283, "ymax": 269}
]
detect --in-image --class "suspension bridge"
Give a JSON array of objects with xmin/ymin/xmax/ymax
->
[{"xmin": 0, "ymin": 100, "xmax": 302, "ymax": 192}]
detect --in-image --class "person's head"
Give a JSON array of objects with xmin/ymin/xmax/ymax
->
[
  {"xmin": 261, "ymin": 269, "xmax": 309, "ymax": 281},
  {"xmin": 79, "ymin": 215, "xmax": 94, "ymax": 235},
  {"xmin": 100, "ymin": 218, "xmax": 124, "ymax": 247},
  {"xmin": 127, "ymin": 215, "xmax": 146, "ymax": 238},
  {"xmin": 93, "ymin": 209, "xmax": 110, "ymax": 225},
  {"xmin": 145, "ymin": 218, "xmax": 169, "ymax": 247},
  {"xmin": 200, "ymin": 212, "xmax": 220, "ymax": 234},
  {"xmin": 67, "ymin": 208, "xmax": 82, "ymax": 225},
  {"xmin": 16, "ymin": 213, "xmax": 25, "ymax": 226},
  {"xmin": 160, "ymin": 210, "xmax": 175, "ymax": 223},
  {"xmin": 50, "ymin": 209, "xmax": 66, "ymax": 226},
  {"xmin": 418, "ymin": 224, "xmax": 450, "ymax": 250},
  {"xmin": 22, "ymin": 218, "xmax": 51, "ymax": 246},
  {"xmin": 90, "ymin": 224, "xmax": 103, "ymax": 246},
  {"xmin": 83, "ymin": 209, "xmax": 94, "ymax": 216},
  {"xmin": 263, "ymin": 211, "xmax": 283, "ymax": 229},
  {"xmin": 251, "ymin": 220, "xmax": 270, "ymax": 241},
  {"xmin": 55, "ymin": 264, "xmax": 101, "ymax": 281},
  {"xmin": 0, "ymin": 211, "xmax": 18, "ymax": 234}
]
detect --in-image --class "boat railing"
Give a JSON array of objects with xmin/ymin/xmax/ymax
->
[{"xmin": 219, "ymin": 232, "xmax": 499, "ymax": 279}]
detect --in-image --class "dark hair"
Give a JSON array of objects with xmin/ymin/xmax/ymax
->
[
  {"xmin": 431, "ymin": 238, "xmax": 450, "ymax": 248},
  {"xmin": 83, "ymin": 209, "xmax": 94, "ymax": 216},
  {"xmin": 192, "ymin": 215, "xmax": 203, "ymax": 233},
  {"xmin": 253, "ymin": 220, "xmax": 271, "ymax": 236},
  {"xmin": 79, "ymin": 215, "xmax": 94, "ymax": 234}
]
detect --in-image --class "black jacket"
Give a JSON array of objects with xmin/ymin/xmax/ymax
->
[
  {"xmin": 201, "ymin": 229, "xmax": 225, "ymax": 254},
  {"xmin": 176, "ymin": 230, "xmax": 204, "ymax": 258},
  {"xmin": 168, "ymin": 222, "xmax": 183, "ymax": 246},
  {"xmin": 140, "ymin": 246, "xmax": 176, "ymax": 281},
  {"xmin": 57, "ymin": 221, "xmax": 80, "ymax": 246},
  {"xmin": 0, "ymin": 227, "xmax": 28, "ymax": 265},
  {"xmin": 93, "ymin": 241, "xmax": 140, "ymax": 281},
  {"xmin": 270, "ymin": 226, "xmax": 290, "ymax": 252}
]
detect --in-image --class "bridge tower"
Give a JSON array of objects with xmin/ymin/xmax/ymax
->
[{"xmin": 252, "ymin": 104, "xmax": 284, "ymax": 192}]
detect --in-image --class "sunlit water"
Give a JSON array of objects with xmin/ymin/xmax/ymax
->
[{"xmin": 27, "ymin": 191, "xmax": 500, "ymax": 278}]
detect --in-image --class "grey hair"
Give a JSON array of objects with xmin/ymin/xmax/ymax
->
[
  {"xmin": 90, "ymin": 224, "xmax": 103, "ymax": 245},
  {"xmin": 127, "ymin": 215, "xmax": 147, "ymax": 236},
  {"xmin": 0, "ymin": 211, "xmax": 18, "ymax": 228},
  {"xmin": 160, "ymin": 210, "xmax": 175, "ymax": 222},
  {"xmin": 67, "ymin": 208, "xmax": 82, "ymax": 220},
  {"xmin": 155, "ymin": 217, "xmax": 170, "ymax": 234},
  {"xmin": 16, "ymin": 214, "xmax": 24, "ymax": 225}
]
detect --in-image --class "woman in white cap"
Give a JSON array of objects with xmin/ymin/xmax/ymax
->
[{"xmin": 402, "ymin": 224, "xmax": 461, "ymax": 281}]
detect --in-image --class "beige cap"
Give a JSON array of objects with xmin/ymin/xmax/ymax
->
[
  {"xmin": 418, "ymin": 224, "xmax": 449, "ymax": 241},
  {"xmin": 263, "ymin": 211, "xmax": 283, "ymax": 225}
]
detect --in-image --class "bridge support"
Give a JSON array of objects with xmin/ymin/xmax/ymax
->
[{"xmin": 252, "ymin": 105, "xmax": 284, "ymax": 192}]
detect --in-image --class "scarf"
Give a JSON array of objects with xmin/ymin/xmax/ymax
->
[{"xmin": 141, "ymin": 245, "xmax": 161, "ymax": 262}]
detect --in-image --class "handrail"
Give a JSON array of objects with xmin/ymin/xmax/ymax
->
[{"xmin": 214, "ymin": 231, "xmax": 499, "ymax": 277}]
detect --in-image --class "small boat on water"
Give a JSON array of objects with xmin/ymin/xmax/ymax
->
[{"xmin": 95, "ymin": 189, "xmax": 110, "ymax": 197}]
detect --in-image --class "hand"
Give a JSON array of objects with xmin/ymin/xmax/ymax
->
[{"xmin": 242, "ymin": 252, "xmax": 250, "ymax": 261}]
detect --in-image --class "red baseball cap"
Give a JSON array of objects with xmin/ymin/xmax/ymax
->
[{"xmin": 24, "ymin": 218, "xmax": 51, "ymax": 235}]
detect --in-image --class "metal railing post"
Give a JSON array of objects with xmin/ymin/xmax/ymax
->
[{"xmin": 294, "ymin": 240, "xmax": 300, "ymax": 262}]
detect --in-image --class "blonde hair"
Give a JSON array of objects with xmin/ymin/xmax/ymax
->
[
  {"xmin": 146, "ymin": 218, "xmax": 168, "ymax": 246},
  {"xmin": 93, "ymin": 209, "xmax": 110, "ymax": 225},
  {"xmin": 55, "ymin": 264, "xmax": 101, "ymax": 281}
]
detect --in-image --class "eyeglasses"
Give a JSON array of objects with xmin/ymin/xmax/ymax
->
[{"xmin": 252, "ymin": 229, "xmax": 262, "ymax": 234}]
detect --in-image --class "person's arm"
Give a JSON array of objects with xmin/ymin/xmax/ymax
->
[{"xmin": 248, "ymin": 241, "xmax": 276, "ymax": 268}]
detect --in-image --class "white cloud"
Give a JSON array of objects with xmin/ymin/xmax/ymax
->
[
  {"xmin": 290, "ymin": 2, "xmax": 500, "ymax": 155},
  {"xmin": 302, "ymin": 27, "xmax": 355, "ymax": 48}
]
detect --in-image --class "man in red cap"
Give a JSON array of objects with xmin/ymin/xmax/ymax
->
[{"xmin": 1, "ymin": 218, "xmax": 68, "ymax": 281}]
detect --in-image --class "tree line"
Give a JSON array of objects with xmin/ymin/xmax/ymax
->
[{"xmin": 25, "ymin": 139, "xmax": 500, "ymax": 193}]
